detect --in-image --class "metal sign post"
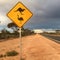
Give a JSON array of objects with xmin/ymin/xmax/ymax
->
[
  {"xmin": 20, "ymin": 28, "xmax": 22, "ymax": 59},
  {"xmin": 20, "ymin": 28, "xmax": 22, "ymax": 38}
]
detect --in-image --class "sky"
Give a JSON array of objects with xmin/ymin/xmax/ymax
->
[{"xmin": 0, "ymin": 0, "xmax": 60, "ymax": 30}]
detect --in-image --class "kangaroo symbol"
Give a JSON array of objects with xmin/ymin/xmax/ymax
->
[
  {"xmin": 17, "ymin": 15, "xmax": 23, "ymax": 21},
  {"xmin": 15, "ymin": 8, "xmax": 25, "ymax": 15}
]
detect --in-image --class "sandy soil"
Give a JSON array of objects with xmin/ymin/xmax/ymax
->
[{"xmin": 0, "ymin": 34, "xmax": 60, "ymax": 60}]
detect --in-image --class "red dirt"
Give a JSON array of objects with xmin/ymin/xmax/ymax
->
[{"xmin": 0, "ymin": 34, "xmax": 60, "ymax": 60}]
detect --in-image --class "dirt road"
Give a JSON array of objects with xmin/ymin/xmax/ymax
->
[{"xmin": 0, "ymin": 34, "xmax": 60, "ymax": 60}]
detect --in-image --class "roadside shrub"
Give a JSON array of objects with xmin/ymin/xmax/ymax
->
[
  {"xmin": 20, "ymin": 58, "xmax": 25, "ymax": 60},
  {"xmin": 0, "ymin": 54, "xmax": 4, "ymax": 58},
  {"xmin": 3, "ymin": 55, "xmax": 6, "ymax": 57},
  {"xmin": 6, "ymin": 50, "xmax": 19, "ymax": 56}
]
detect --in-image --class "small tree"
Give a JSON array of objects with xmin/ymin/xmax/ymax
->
[
  {"xmin": 7, "ymin": 22, "xmax": 20, "ymax": 38},
  {"xmin": 7, "ymin": 22, "xmax": 19, "ymax": 31}
]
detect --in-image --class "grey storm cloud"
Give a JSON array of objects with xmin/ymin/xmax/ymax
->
[
  {"xmin": 44, "ymin": 1, "xmax": 60, "ymax": 18},
  {"xmin": 34, "ymin": 0, "xmax": 60, "ymax": 18},
  {"xmin": 0, "ymin": 0, "xmax": 60, "ymax": 17},
  {"xmin": 0, "ymin": 0, "xmax": 60, "ymax": 29}
]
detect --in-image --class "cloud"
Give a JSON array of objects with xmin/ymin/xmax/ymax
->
[
  {"xmin": 0, "ymin": 14, "xmax": 11, "ymax": 26},
  {"xmin": 0, "ymin": 0, "xmax": 60, "ymax": 29}
]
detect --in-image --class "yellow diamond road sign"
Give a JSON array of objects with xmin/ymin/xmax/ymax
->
[{"xmin": 7, "ymin": 2, "xmax": 33, "ymax": 28}]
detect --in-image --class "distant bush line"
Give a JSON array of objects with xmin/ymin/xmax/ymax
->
[{"xmin": 0, "ymin": 28, "xmax": 34, "ymax": 40}]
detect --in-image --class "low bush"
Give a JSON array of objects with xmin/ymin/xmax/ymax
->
[
  {"xmin": 0, "ymin": 54, "xmax": 4, "ymax": 58},
  {"xmin": 20, "ymin": 58, "xmax": 25, "ymax": 60},
  {"xmin": 6, "ymin": 50, "xmax": 19, "ymax": 56}
]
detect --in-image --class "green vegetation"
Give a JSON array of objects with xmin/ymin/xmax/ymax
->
[
  {"xmin": 0, "ymin": 54, "xmax": 6, "ymax": 58},
  {"xmin": 21, "ymin": 27, "xmax": 34, "ymax": 37},
  {"xmin": 6, "ymin": 50, "xmax": 19, "ymax": 56},
  {"xmin": 20, "ymin": 58, "xmax": 25, "ymax": 60},
  {"xmin": 0, "ymin": 22, "xmax": 34, "ymax": 40},
  {"xmin": 0, "ymin": 29, "xmax": 19, "ymax": 40},
  {"xmin": 0, "ymin": 50, "xmax": 19, "ymax": 58},
  {"xmin": 0, "ymin": 54, "xmax": 4, "ymax": 58}
]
